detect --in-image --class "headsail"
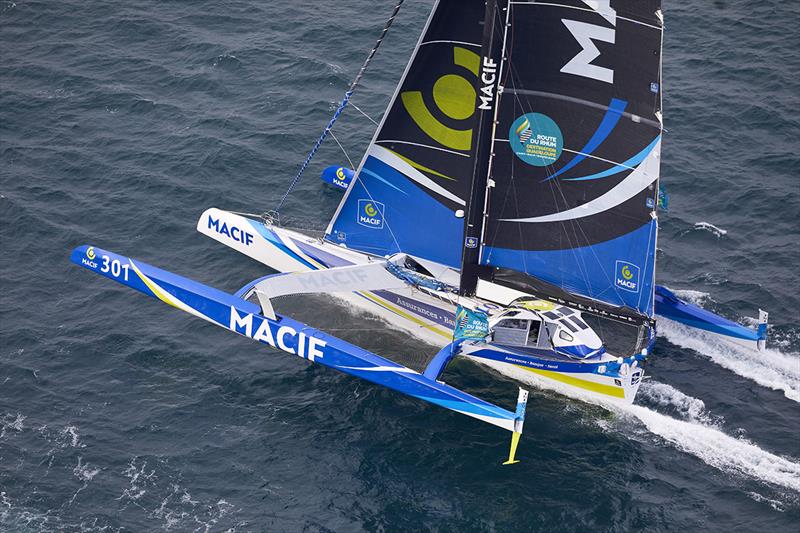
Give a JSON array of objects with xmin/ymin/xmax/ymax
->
[
  {"xmin": 325, "ymin": 0, "xmax": 486, "ymax": 268},
  {"xmin": 475, "ymin": 0, "xmax": 664, "ymax": 317}
]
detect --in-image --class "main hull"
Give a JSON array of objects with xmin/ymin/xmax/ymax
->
[{"xmin": 198, "ymin": 208, "xmax": 644, "ymax": 404}]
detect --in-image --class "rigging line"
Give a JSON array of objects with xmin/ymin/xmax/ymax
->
[
  {"xmin": 504, "ymin": 63, "xmax": 650, "ymax": 307},
  {"xmin": 329, "ymin": 130, "xmax": 355, "ymax": 170},
  {"xmin": 273, "ymin": 0, "xmax": 406, "ymax": 214},
  {"xmin": 358, "ymin": 177, "xmax": 403, "ymax": 255},
  {"xmin": 505, "ymin": 64, "xmax": 599, "ymax": 298},
  {"xmin": 349, "ymin": 101, "xmax": 380, "ymax": 127}
]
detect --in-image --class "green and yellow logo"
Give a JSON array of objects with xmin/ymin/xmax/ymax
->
[
  {"xmin": 86, "ymin": 247, "xmax": 96, "ymax": 260},
  {"xmin": 364, "ymin": 202, "xmax": 378, "ymax": 217},
  {"xmin": 621, "ymin": 265, "xmax": 634, "ymax": 280},
  {"xmin": 401, "ymin": 47, "xmax": 480, "ymax": 152}
]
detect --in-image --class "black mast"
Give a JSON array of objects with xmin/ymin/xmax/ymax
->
[{"xmin": 459, "ymin": 0, "xmax": 506, "ymax": 296}]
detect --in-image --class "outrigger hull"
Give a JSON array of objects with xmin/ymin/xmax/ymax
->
[
  {"xmin": 198, "ymin": 208, "xmax": 646, "ymax": 404},
  {"xmin": 69, "ymin": 245, "xmax": 526, "ymax": 435}
]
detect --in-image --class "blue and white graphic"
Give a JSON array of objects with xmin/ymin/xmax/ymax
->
[
  {"xmin": 509, "ymin": 113, "xmax": 564, "ymax": 167},
  {"xmin": 615, "ymin": 260, "xmax": 641, "ymax": 293}
]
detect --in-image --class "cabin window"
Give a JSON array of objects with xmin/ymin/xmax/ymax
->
[
  {"xmin": 559, "ymin": 330, "xmax": 574, "ymax": 342},
  {"xmin": 493, "ymin": 318, "xmax": 530, "ymax": 346},
  {"xmin": 571, "ymin": 316, "xmax": 588, "ymax": 330},
  {"xmin": 527, "ymin": 320, "xmax": 541, "ymax": 345},
  {"xmin": 560, "ymin": 318, "xmax": 579, "ymax": 333},
  {"xmin": 498, "ymin": 318, "xmax": 528, "ymax": 329}
]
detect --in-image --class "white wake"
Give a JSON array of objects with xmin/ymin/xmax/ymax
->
[
  {"xmin": 657, "ymin": 317, "xmax": 800, "ymax": 403},
  {"xmin": 495, "ymin": 366, "xmax": 800, "ymax": 493},
  {"xmin": 617, "ymin": 382, "xmax": 800, "ymax": 493},
  {"xmin": 621, "ymin": 400, "xmax": 800, "ymax": 493}
]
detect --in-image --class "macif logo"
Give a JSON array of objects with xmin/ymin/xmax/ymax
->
[
  {"xmin": 615, "ymin": 261, "xmax": 641, "ymax": 293},
  {"xmin": 561, "ymin": 0, "xmax": 617, "ymax": 84},
  {"xmin": 401, "ymin": 46, "xmax": 481, "ymax": 152},
  {"xmin": 208, "ymin": 215, "xmax": 254, "ymax": 246},
  {"xmin": 357, "ymin": 199, "xmax": 385, "ymax": 229}
]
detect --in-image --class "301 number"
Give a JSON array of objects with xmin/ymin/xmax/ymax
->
[{"xmin": 100, "ymin": 255, "xmax": 130, "ymax": 281}]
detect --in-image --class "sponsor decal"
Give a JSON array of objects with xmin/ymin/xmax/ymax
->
[
  {"xmin": 509, "ymin": 113, "xmax": 564, "ymax": 167},
  {"xmin": 615, "ymin": 260, "xmax": 641, "ymax": 293},
  {"xmin": 385, "ymin": 293, "xmax": 456, "ymax": 328},
  {"xmin": 294, "ymin": 268, "xmax": 370, "ymax": 291},
  {"xmin": 401, "ymin": 46, "xmax": 481, "ymax": 152},
  {"xmin": 454, "ymin": 305, "xmax": 489, "ymax": 341},
  {"xmin": 81, "ymin": 247, "xmax": 98, "ymax": 268},
  {"xmin": 465, "ymin": 236, "xmax": 478, "ymax": 249},
  {"xmin": 357, "ymin": 199, "xmax": 385, "ymax": 229},
  {"xmin": 229, "ymin": 307, "xmax": 326, "ymax": 362},
  {"xmin": 477, "ymin": 56, "xmax": 498, "ymax": 111},
  {"xmin": 207, "ymin": 215, "xmax": 254, "ymax": 245},
  {"xmin": 333, "ymin": 167, "xmax": 349, "ymax": 188},
  {"xmin": 561, "ymin": 0, "xmax": 617, "ymax": 84}
]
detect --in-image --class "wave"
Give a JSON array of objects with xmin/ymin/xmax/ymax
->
[
  {"xmin": 657, "ymin": 318, "xmax": 800, "ymax": 402},
  {"xmin": 693, "ymin": 221, "xmax": 728, "ymax": 237},
  {"xmin": 671, "ymin": 288, "xmax": 711, "ymax": 306}
]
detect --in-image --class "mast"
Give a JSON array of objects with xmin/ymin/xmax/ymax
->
[{"xmin": 459, "ymin": 0, "xmax": 508, "ymax": 296}]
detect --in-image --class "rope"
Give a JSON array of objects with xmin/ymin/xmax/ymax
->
[
  {"xmin": 350, "ymin": 101, "xmax": 380, "ymax": 126},
  {"xmin": 329, "ymin": 130, "xmax": 355, "ymax": 170},
  {"xmin": 273, "ymin": 0, "xmax": 405, "ymax": 214}
]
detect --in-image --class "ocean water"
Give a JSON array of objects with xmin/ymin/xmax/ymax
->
[{"xmin": 1, "ymin": 0, "xmax": 799, "ymax": 531}]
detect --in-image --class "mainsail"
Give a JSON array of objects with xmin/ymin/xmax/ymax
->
[
  {"xmin": 325, "ymin": 0, "xmax": 486, "ymax": 268},
  {"xmin": 474, "ymin": 0, "xmax": 664, "ymax": 317}
]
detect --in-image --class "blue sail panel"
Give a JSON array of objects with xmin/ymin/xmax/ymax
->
[
  {"xmin": 325, "ymin": 1, "xmax": 485, "ymax": 268},
  {"xmin": 327, "ymin": 152, "xmax": 464, "ymax": 267},
  {"xmin": 482, "ymin": 221, "xmax": 658, "ymax": 316}
]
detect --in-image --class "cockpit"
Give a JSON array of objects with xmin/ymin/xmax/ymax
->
[{"xmin": 488, "ymin": 302, "xmax": 605, "ymax": 360}]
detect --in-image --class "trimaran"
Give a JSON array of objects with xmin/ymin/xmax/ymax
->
[{"xmin": 71, "ymin": 0, "xmax": 769, "ymax": 464}]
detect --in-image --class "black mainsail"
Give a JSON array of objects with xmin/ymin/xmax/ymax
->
[{"xmin": 462, "ymin": 0, "xmax": 664, "ymax": 318}]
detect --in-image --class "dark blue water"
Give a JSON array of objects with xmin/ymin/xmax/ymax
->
[{"xmin": 2, "ymin": 1, "xmax": 799, "ymax": 531}]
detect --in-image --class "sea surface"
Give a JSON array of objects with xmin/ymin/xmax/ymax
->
[{"xmin": 1, "ymin": 0, "xmax": 799, "ymax": 531}]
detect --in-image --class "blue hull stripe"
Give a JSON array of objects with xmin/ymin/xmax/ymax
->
[{"xmin": 247, "ymin": 221, "xmax": 318, "ymax": 271}]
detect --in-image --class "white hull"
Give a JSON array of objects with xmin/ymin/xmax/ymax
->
[{"xmin": 198, "ymin": 208, "xmax": 643, "ymax": 404}]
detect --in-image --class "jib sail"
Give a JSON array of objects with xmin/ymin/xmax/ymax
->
[{"xmin": 325, "ymin": 0, "xmax": 486, "ymax": 268}]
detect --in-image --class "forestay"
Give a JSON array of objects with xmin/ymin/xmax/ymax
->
[{"xmin": 478, "ymin": 0, "xmax": 664, "ymax": 317}]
